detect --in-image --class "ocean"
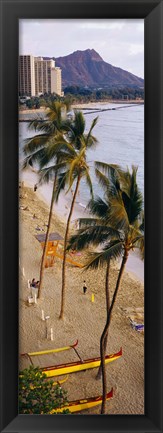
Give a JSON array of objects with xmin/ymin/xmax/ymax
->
[{"xmin": 19, "ymin": 103, "xmax": 144, "ymax": 281}]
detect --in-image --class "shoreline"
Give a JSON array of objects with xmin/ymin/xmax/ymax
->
[
  {"xmin": 20, "ymin": 168, "xmax": 89, "ymax": 225},
  {"xmin": 20, "ymin": 172, "xmax": 144, "ymax": 283},
  {"xmin": 19, "ymin": 183, "xmax": 144, "ymax": 414},
  {"xmin": 19, "ymin": 100, "xmax": 144, "ymax": 115}
]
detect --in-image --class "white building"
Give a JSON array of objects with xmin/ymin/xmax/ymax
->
[
  {"xmin": 51, "ymin": 66, "xmax": 63, "ymax": 96},
  {"xmin": 35, "ymin": 57, "xmax": 55, "ymax": 95},
  {"xmin": 19, "ymin": 55, "xmax": 63, "ymax": 97}
]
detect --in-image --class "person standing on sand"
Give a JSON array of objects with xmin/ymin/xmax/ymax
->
[
  {"xmin": 83, "ymin": 281, "xmax": 87, "ymax": 294},
  {"xmin": 31, "ymin": 278, "xmax": 36, "ymax": 287}
]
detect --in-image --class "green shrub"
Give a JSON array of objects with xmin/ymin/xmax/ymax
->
[{"xmin": 19, "ymin": 365, "xmax": 69, "ymax": 414}]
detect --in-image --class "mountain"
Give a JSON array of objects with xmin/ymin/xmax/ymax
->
[{"xmin": 45, "ymin": 49, "xmax": 144, "ymax": 89}]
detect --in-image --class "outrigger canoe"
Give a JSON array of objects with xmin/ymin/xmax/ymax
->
[
  {"xmin": 41, "ymin": 348, "xmax": 122, "ymax": 378},
  {"xmin": 51, "ymin": 387, "xmax": 113, "ymax": 413}
]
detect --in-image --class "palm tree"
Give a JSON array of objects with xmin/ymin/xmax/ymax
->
[
  {"xmin": 22, "ymin": 100, "xmax": 71, "ymax": 298},
  {"xmin": 93, "ymin": 163, "xmax": 144, "ymax": 414},
  {"xmin": 40, "ymin": 111, "xmax": 98, "ymax": 318},
  {"xmin": 68, "ymin": 163, "xmax": 144, "ymax": 413},
  {"xmin": 67, "ymin": 178, "xmax": 122, "ymax": 377}
]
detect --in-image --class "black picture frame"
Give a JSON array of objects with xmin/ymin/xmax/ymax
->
[{"xmin": 0, "ymin": 0, "xmax": 163, "ymax": 432}]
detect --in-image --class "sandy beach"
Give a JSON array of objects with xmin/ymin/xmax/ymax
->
[{"xmin": 19, "ymin": 183, "xmax": 144, "ymax": 415}]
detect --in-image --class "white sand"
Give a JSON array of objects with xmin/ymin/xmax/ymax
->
[{"xmin": 19, "ymin": 184, "xmax": 144, "ymax": 415}]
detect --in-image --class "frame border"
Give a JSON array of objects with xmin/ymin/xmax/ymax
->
[{"xmin": 0, "ymin": 0, "xmax": 163, "ymax": 432}]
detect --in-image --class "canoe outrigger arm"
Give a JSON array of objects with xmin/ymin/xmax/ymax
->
[{"xmin": 20, "ymin": 340, "xmax": 79, "ymax": 359}]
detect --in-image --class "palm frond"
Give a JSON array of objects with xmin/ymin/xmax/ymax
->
[
  {"xmin": 139, "ymin": 215, "xmax": 144, "ymax": 233},
  {"xmin": 23, "ymin": 134, "xmax": 51, "ymax": 155},
  {"xmin": 84, "ymin": 169, "xmax": 94, "ymax": 199},
  {"xmin": 133, "ymin": 235, "xmax": 144, "ymax": 260},
  {"xmin": 68, "ymin": 225, "xmax": 120, "ymax": 251},
  {"xmin": 38, "ymin": 160, "xmax": 68, "ymax": 183},
  {"xmin": 95, "ymin": 169, "xmax": 110, "ymax": 192},
  {"xmin": 28, "ymin": 119, "xmax": 57, "ymax": 136},
  {"xmin": 63, "ymin": 97, "xmax": 72, "ymax": 112},
  {"xmin": 95, "ymin": 163, "xmax": 121, "ymax": 196},
  {"xmin": 85, "ymin": 134, "xmax": 98, "ymax": 149},
  {"xmin": 67, "ymin": 111, "xmax": 86, "ymax": 150},
  {"xmin": 67, "ymin": 158, "xmax": 80, "ymax": 190},
  {"xmin": 22, "ymin": 148, "xmax": 47, "ymax": 169},
  {"xmin": 27, "ymin": 118, "xmax": 44, "ymax": 131},
  {"xmin": 73, "ymin": 111, "xmax": 86, "ymax": 136},
  {"xmin": 84, "ymin": 240, "xmax": 123, "ymax": 270},
  {"xmin": 38, "ymin": 167, "xmax": 55, "ymax": 185},
  {"xmin": 123, "ymin": 193, "xmax": 143, "ymax": 224},
  {"xmin": 138, "ymin": 237, "xmax": 144, "ymax": 260},
  {"xmin": 55, "ymin": 171, "xmax": 69, "ymax": 202},
  {"xmin": 95, "ymin": 161, "xmax": 120, "ymax": 176},
  {"xmin": 53, "ymin": 134, "xmax": 77, "ymax": 157},
  {"xmin": 86, "ymin": 116, "xmax": 98, "ymax": 146},
  {"xmin": 105, "ymin": 198, "xmax": 129, "ymax": 236},
  {"xmin": 132, "ymin": 234, "xmax": 144, "ymax": 245},
  {"xmin": 87, "ymin": 196, "xmax": 109, "ymax": 219},
  {"xmin": 66, "ymin": 146, "xmax": 86, "ymax": 190},
  {"xmin": 22, "ymin": 155, "xmax": 34, "ymax": 170},
  {"xmin": 122, "ymin": 176, "xmax": 143, "ymax": 224},
  {"xmin": 78, "ymin": 217, "xmax": 100, "ymax": 228}
]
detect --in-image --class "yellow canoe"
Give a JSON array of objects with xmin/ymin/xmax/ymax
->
[
  {"xmin": 42, "ymin": 347, "xmax": 122, "ymax": 378},
  {"xmin": 51, "ymin": 387, "xmax": 113, "ymax": 413}
]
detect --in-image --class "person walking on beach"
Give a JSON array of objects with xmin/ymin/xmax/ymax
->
[
  {"xmin": 83, "ymin": 281, "xmax": 87, "ymax": 294},
  {"xmin": 31, "ymin": 278, "xmax": 36, "ymax": 287}
]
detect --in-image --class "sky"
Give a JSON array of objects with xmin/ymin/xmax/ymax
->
[{"xmin": 19, "ymin": 19, "xmax": 144, "ymax": 78}]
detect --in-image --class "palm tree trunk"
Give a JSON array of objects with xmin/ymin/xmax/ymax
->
[
  {"xmin": 59, "ymin": 176, "xmax": 81, "ymax": 319},
  {"xmin": 38, "ymin": 176, "xmax": 57, "ymax": 299},
  {"xmin": 96, "ymin": 260, "xmax": 110, "ymax": 380},
  {"xmin": 101, "ymin": 250, "xmax": 129, "ymax": 414}
]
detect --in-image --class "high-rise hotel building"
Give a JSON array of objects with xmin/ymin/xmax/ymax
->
[
  {"xmin": 19, "ymin": 55, "xmax": 36, "ymax": 97},
  {"xmin": 19, "ymin": 55, "xmax": 63, "ymax": 97}
]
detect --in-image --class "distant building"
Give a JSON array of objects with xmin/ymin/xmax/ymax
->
[
  {"xmin": 35, "ymin": 57, "xmax": 55, "ymax": 95},
  {"xmin": 19, "ymin": 55, "xmax": 63, "ymax": 97},
  {"xmin": 19, "ymin": 55, "xmax": 36, "ymax": 97},
  {"xmin": 51, "ymin": 66, "xmax": 64, "ymax": 96}
]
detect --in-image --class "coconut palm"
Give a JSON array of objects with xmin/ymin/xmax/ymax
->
[
  {"xmin": 68, "ymin": 163, "xmax": 144, "ymax": 413},
  {"xmin": 39, "ymin": 111, "xmax": 98, "ymax": 318},
  {"xmin": 91, "ymin": 164, "xmax": 144, "ymax": 414},
  {"xmin": 67, "ymin": 207, "xmax": 122, "ymax": 391},
  {"xmin": 67, "ymin": 169, "xmax": 122, "ymax": 378},
  {"xmin": 22, "ymin": 100, "xmax": 72, "ymax": 298}
]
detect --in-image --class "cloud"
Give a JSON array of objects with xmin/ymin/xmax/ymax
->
[
  {"xmin": 19, "ymin": 18, "xmax": 144, "ymax": 77},
  {"xmin": 129, "ymin": 44, "xmax": 144, "ymax": 56},
  {"xmin": 136, "ymin": 22, "xmax": 144, "ymax": 32},
  {"xmin": 79, "ymin": 20, "xmax": 125, "ymax": 31}
]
